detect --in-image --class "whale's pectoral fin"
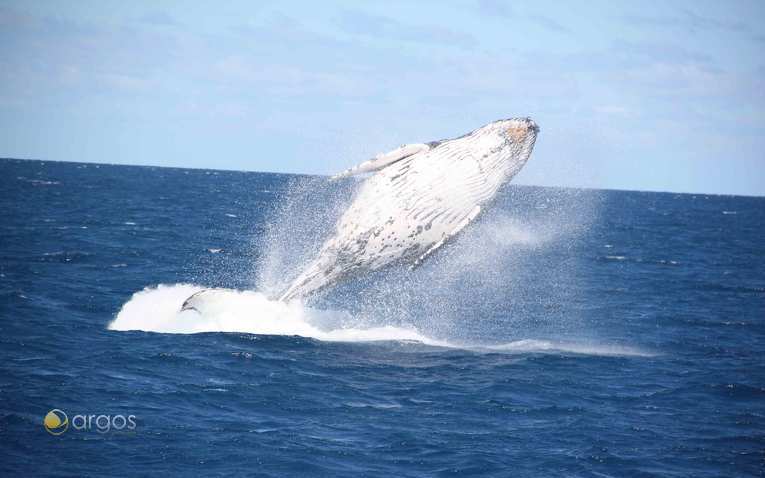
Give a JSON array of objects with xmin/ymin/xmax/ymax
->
[
  {"xmin": 331, "ymin": 143, "xmax": 431, "ymax": 180},
  {"xmin": 410, "ymin": 205, "xmax": 482, "ymax": 269}
]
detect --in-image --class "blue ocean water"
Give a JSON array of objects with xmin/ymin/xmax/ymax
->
[{"xmin": 1, "ymin": 157, "xmax": 763, "ymax": 477}]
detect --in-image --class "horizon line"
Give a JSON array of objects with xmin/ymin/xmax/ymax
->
[{"xmin": 2, "ymin": 156, "xmax": 762, "ymax": 200}]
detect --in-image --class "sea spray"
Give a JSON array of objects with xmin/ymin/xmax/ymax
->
[
  {"xmin": 324, "ymin": 185, "xmax": 603, "ymax": 343},
  {"xmin": 112, "ymin": 178, "xmax": 602, "ymax": 347},
  {"xmin": 251, "ymin": 175, "xmax": 358, "ymax": 298}
]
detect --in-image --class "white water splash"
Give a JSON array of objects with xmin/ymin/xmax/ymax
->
[
  {"xmin": 109, "ymin": 284, "xmax": 654, "ymax": 357},
  {"xmin": 109, "ymin": 284, "xmax": 446, "ymax": 345},
  {"xmin": 108, "ymin": 176, "xmax": 632, "ymax": 355}
]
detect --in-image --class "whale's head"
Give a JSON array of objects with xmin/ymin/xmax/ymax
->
[
  {"xmin": 450, "ymin": 117, "xmax": 539, "ymax": 177},
  {"xmin": 483, "ymin": 116, "xmax": 539, "ymax": 148},
  {"xmin": 501, "ymin": 116, "xmax": 539, "ymax": 139}
]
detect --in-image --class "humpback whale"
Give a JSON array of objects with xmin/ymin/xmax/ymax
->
[{"xmin": 182, "ymin": 117, "xmax": 538, "ymax": 311}]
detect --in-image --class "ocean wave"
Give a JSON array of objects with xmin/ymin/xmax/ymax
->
[
  {"xmin": 479, "ymin": 339, "xmax": 655, "ymax": 357},
  {"xmin": 109, "ymin": 284, "xmax": 654, "ymax": 357}
]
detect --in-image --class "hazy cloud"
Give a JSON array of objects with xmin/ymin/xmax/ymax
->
[
  {"xmin": 528, "ymin": 14, "xmax": 570, "ymax": 34},
  {"xmin": 476, "ymin": 0, "xmax": 513, "ymax": 18},
  {"xmin": 337, "ymin": 10, "xmax": 477, "ymax": 49},
  {"xmin": 136, "ymin": 11, "xmax": 179, "ymax": 27},
  {"xmin": 624, "ymin": 7, "xmax": 753, "ymax": 35}
]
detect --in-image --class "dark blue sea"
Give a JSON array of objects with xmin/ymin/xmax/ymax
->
[{"xmin": 1, "ymin": 158, "xmax": 763, "ymax": 477}]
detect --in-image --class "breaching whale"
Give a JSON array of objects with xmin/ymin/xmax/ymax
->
[{"xmin": 182, "ymin": 117, "xmax": 538, "ymax": 312}]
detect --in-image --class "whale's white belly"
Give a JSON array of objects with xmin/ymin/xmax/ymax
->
[
  {"xmin": 335, "ymin": 148, "xmax": 494, "ymax": 269},
  {"xmin": 181, "ymin": 117, "xmax": 538, "ymax": 310},
  {"xmin": 279, "ymin": 123, "xmax": 534, "ymax": 301}
]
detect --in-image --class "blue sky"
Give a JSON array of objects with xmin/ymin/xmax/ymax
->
[{"xmin": 1, "ymin": 1, "xmax": 763, "ymax": 195}]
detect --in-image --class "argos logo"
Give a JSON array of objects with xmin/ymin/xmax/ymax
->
[{"xmin": 44, "ymin": 409, "xmax": 137, "ymax": 435}]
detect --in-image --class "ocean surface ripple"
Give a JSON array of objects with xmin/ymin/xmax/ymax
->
[{"xmin": 1, "ymin": 159, "xmax": 763, "ymax": 477}]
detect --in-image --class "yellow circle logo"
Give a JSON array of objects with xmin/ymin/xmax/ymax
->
[{"xmin": 44, "ymin": 409, "xmax": 69, "ymax": 435}]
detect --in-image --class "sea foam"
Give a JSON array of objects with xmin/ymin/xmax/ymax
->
[
  {"xmin": 109, "ymin": 284, "xmax": 653, "ymax": 356},
  {"xmin": 109, "ymin": 284, "xmax": 445, "ymax": 345}
]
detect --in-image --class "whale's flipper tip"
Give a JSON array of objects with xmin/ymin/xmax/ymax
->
[
  {"xmin": 182, "ymin": 287, "xmax": 290, "ymax": 317},
  {"xmin": 180, "ymin": 288, "xmax": 227, "ymax": 314},
  {"xmin": 180, "ymin": 291, "xmax": 204, "ymax": 312}
]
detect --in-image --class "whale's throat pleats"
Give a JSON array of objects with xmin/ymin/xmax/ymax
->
[{"xmin": 277, "ymin": 118, "xmax": 538, "ymax": 302}]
